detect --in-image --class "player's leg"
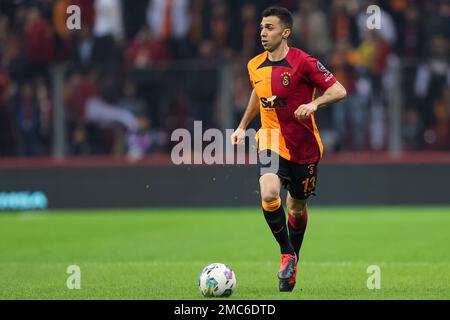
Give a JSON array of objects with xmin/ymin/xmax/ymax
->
[
  {"xmin": 259, "ymin": 173, "xmax": 294, "ymax": 255},
  {"xmin": 286, "ymin": 162, "xmax": 317, "ymax": 260},
  {"xmin": 279, "ymin": 162, "xmax": 317, "ymax": 292},
  {"xmin": 260, "ymin": 173, "xmax": 297, "ymax": 292},
  {"xmin": 287, "ymin": 162, "xmax": 318, "ymax": 259},
  {"xmin": 286, "ymin": 193, "xmax": 308, "ymax": 259}
]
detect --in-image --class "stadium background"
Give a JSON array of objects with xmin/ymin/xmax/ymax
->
[{"xmin": 0, "ymin": 0, "xmax": 449, "ymax": 300}]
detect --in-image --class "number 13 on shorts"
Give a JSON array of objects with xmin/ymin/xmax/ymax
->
[{"xmin": 301, "ymin": 176, "xmax": 316, "ymax": 195}]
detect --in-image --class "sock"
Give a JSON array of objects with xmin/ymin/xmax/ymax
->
[
  {"xmin": 262, "ymin": 197, "xmax": 294, "ymax": 255},
  {"xmin": 288, "ymin": 207, "xmax": 308, "ymax": 259}
]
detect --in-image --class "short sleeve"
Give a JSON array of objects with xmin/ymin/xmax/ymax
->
[
  {"xmin": 247, "ymin": 61, "xmax": 255, "ymax": 88},
  {"xmin": 300, "ymin": 55, "xmax": 336, "ymax": 93}
]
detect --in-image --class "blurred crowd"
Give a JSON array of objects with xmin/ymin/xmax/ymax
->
[{"xmin": 0, "ymin": 0, "xmax": 449, "ymax": 158}]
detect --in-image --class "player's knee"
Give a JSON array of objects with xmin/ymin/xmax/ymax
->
[
  {"xmin": 288, "ymin": 208, "xmax": 304, "ymax": 218},
  {"xmin": 261, "ymin": 189, "xmax": 279, "ymax": 203},
  {"xmin": 287, "ymin": 203, "xmax": 306, "ymax": 218}
]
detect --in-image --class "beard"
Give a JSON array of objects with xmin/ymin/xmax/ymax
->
[{"xmin": 265, "ymin": 38, "xmax": 283, "ymax": 52}]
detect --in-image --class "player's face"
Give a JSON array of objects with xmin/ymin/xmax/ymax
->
[{"xmin": 260, "ymin": 16, "xmax": 289, "ymax": 52}]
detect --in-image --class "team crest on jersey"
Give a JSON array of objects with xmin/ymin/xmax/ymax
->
[
  {"xmin": 317, "ymin": 61, "xmax": 327, "ymax": 72},
  {"xmin": 281, "ymin": 72, "xmax": 291, "ymax": 87}
]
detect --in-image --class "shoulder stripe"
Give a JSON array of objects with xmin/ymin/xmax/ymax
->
[{"xmin": 247, "ymin": 52, "xmax": 268, "ymax": 72}]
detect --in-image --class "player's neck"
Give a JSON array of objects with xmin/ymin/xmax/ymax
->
[{"xmin": 268, "ymin": 42, "xmax": 289, "ymax": 62}]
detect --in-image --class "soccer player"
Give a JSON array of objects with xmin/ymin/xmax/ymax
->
[{"xmin": 231, "ymin": 6, "xmax": 347, "ymax": 292}]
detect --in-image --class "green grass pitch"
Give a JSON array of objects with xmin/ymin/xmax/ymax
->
[{"xmin": 1, "ymin": 207, "xmax": 450, "ymax": 300}]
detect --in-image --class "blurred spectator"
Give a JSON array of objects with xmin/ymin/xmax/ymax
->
[
  {"xmin": 65, "ymin": 70, "xmax": 97, "ymax": 155},
  {"xmin": 125, "ymin": 26, "xmax": 171, "ymax": 71},
  {"xmin": 400, "ymin": 4, "xmax": 425, "ymax": 59},
  {"xmin": 146, "ymin": 0, "xmax": 191, "ymax": 41},
  {"xmin": 85, "ymin": 74, "xmax": 138, "ymax": 133},
  {"xmin": 0, "ymin": 68, "xmax": 14, "ymax": 156},
  {"xmin": 93, "ymin": 0, "xmax": 124, "ymax": 43},
  {"xmin": 209, "ymin": 3, "xmax": 234, "ymax": 60},
  {"xmin": 24, "ymin": 6, "xmax": 54, "ymax": 78},
  {"xmin": 356, "ymin": 30, "xmax": 392, "ymax": 76},
  {"xmin": 427, "ymin": 98, "xmax": 450, "ymax": 150},
  {"xmin": 402, "ymin": 108, "xmax": 423, "ymax": 150},
  {"xmin": 329, "ymin": 0, "xmax": 360, "ymax": 47},
  {"xmin": 424, "ymin": 0, "xmax": 450, "ymax": 41},
  {"xmin": 122, "ymin": 0, "xmax": 149, "ymax": 39},
  {"xmin": 184, "ymin": 41, "xmax": 220, "ymax": 128},
  {"xmin": 189, "ymin": 0, "xmax": 205, "ymax": 44},
  {"xmin": 414, "ymin": 34, "xmax": 450, "ymax": 149},
  {"xmin": 65, "ymin": 70, "xmax": 97, "ymax": 126},
  {"xmin": 84, "ymin": 93, "xmax": 139, "ymax": 154},
  {"xmin": 354, "ymin": 29, "xmax": 392, "ymax": 150},
  {"xmin": 163, "ymin": 89, "xmax": 193, "ymax": 139},
  {"xmin": 71, "ymin": 23, "xmax": 95, "ymax": 72},
  {"xmin": 34, "ymin": 76, "xmax": 52, "ymax": 154},
  {"xmin": 240, "ymin": 3, "xmax": 259, "ymax": 60},
  {"xmin": 71, "ymin": 124, "xmax": 91, "ymax": 155},
  {"xmin": 119, "ymin": 80, "xmax": 147, "ymax": 116},
  {"xmin": 414, "ymin": 35, "xmax": 449, "ymax": 126},
  {"xmin": 292, "ymin": 0, "xmax": 331, "ymax": 58},
  {"xmin": 91, "ymin": 36, "xmax": 122, "ymax": 76},
  {"xmin": 330, "ymin": 40, "xmax": 367, "ymax": 151},
  {"xmin": 127, "ymin": 114, "xmax": 167, "ymax": 159},
  {"xmin": 0, "ymin": 15, "xmax": 23, "ymax": 83},
  {"xmin": 14, "ymin": 82, "xmax": 41, "ymax": 156}
]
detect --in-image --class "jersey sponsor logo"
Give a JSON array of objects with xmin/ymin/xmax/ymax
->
[
  {"xmin": 317, "ymin": 61, "xmax": 327, "ymax": 72},
  {"xmin": 260, "ymin": 96, "xmax": 287, "ymax": 109},
  {"xmin": 281, "ymin": 72, "xmax": 291, "ymax": 87}
]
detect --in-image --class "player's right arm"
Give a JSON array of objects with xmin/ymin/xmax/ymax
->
[{"xmin": 231, "ymin": 88, "xmax": 260, "ymax": 145}]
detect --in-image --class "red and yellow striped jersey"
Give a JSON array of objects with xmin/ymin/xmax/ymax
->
[{"xmin": 248, "ymin": 47, "xmax": 336, "ymax": 164}]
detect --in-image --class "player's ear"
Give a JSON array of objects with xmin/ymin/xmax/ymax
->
[{"xmin": 282, "ymin": 28, "xmax": 291, "ymax": 40}]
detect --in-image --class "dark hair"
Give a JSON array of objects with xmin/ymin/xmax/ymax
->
[{"xmin": 262, "ymin": 6, "xmax": 293, "ymax": 29}]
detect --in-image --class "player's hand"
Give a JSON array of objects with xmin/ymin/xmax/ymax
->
[
  {"xmin": 231, "ymin": 128, "xmax": 246, "ymax": 145},
  {"xmin": 294, "ymin": 102, "xmax": 318, "ymax": 120}
]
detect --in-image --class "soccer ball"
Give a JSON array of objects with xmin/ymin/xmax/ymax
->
[{"xmin": 198, "ymin": 263, "xmax": 236, "ymax": 298}]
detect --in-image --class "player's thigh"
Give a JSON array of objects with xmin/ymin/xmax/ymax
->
[
  {"xmin": 286, "ymin": 192, "xmax": 307, "ymax": 217},
  {"xmin": 259, "ymin": 173, "xmax": 281, "ymax": 202},
  {"xmin": 287, "ymin": 162, "xmax": 318, "ymax": 202}
]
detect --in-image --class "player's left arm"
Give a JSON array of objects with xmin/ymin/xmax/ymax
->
[{"xmin": 294, "ymin": 81, "xmax": 347, "ymax": 120}]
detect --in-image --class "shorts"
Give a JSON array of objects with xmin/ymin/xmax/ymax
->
[{"xmin": 258, "ymin": 150, "xmax": 318, "ymax": 200}]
